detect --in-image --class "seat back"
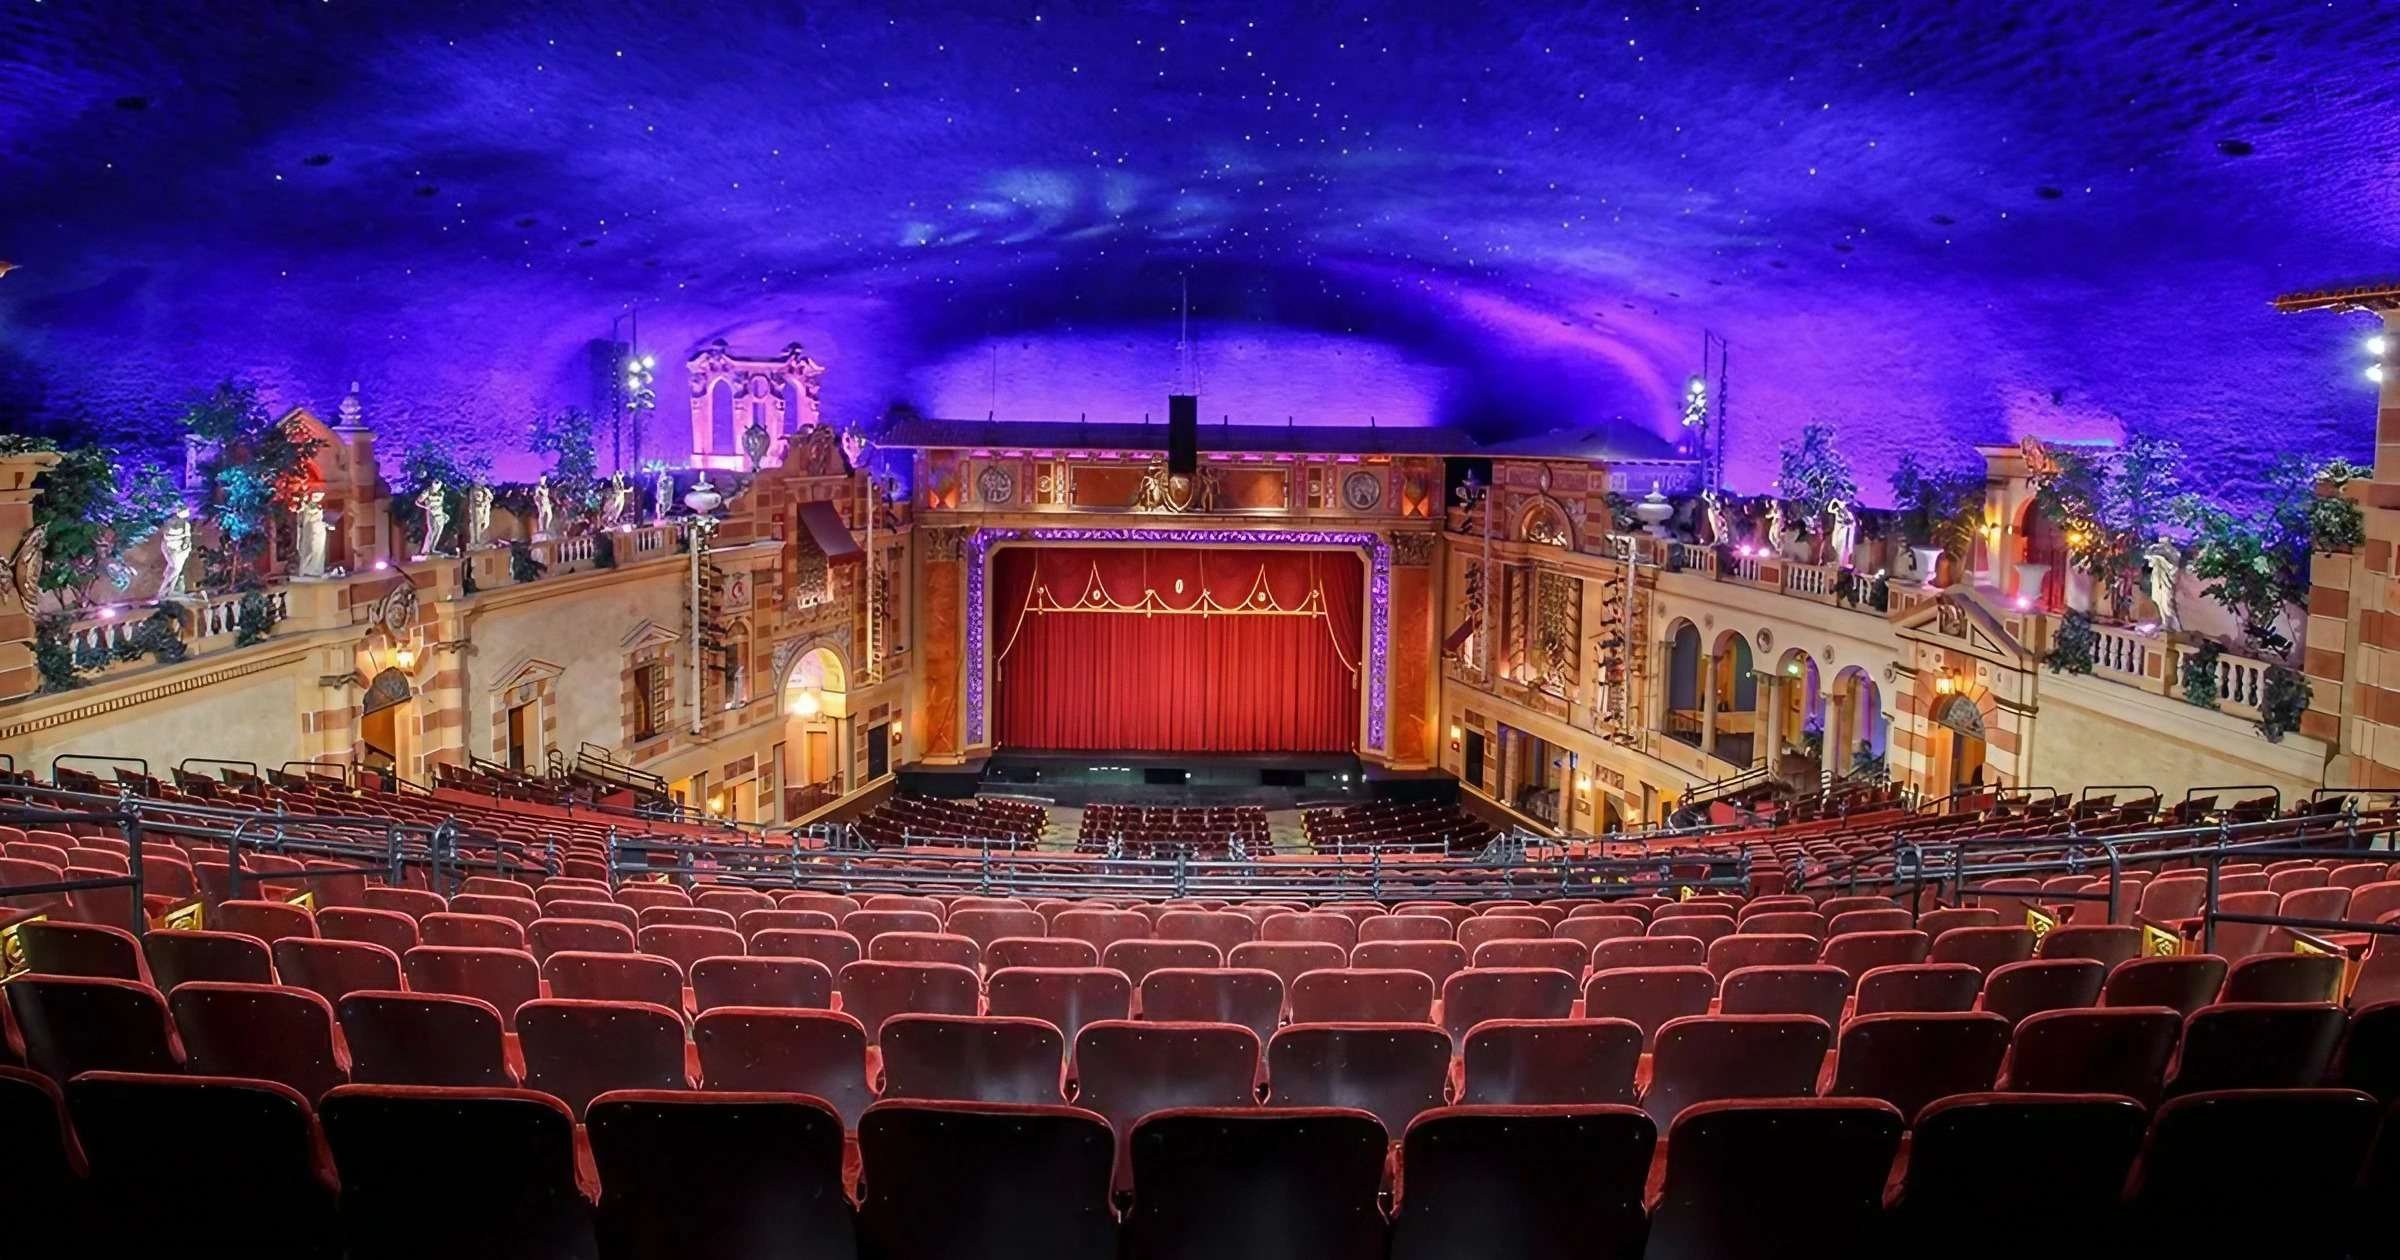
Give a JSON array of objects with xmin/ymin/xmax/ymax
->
[
  {"xmin": 693, "ymin": 1007, "xmax": 873, "ymax": 1129},
  {"xmin": 1470, "ymin": 937, "xmax": 1588, "ymax": 974},
  {"xmin": 2220, "ymin": 953, "xmax": 2345, "ymax": 1004},
  {"xmin": 335, "ymin": 991, "xmax": 512, "ymax": 1087},
  {"xmin": 692, "ymin": 955, "xmax": 833, "ymax": 1012},
  {"xmin": 2003, "ymin": 1006, "xmax": 2180, "ymax": 1104},
  {"xmin": 1819, "ymin": 929, "xmax": 1931, "ymax": 980},
  {"xmin": 1642, "ymin": 1014, "xmax": 1831, "ymax": 1128},
  {"xmin": 1438, "ymin": 967, "xmax": 1577, "ymax": 1045},
  {"xmin": 1716, "ymin": 964, "xmax": 1851, "ymax": 1026},
  {"xmin": 1826, "ymin": 1012, "xmax": 2011, "ymax": 1122},
  {"xmin": 1139, "ymin": 967, "xmax": 1284, "ymax": 1043},
  {"xmin": 320, "ymin": 1085, "xmax": 594, "ymax": 1260},
  {"xmin": 1827, "ymin": 908, "xmax": 1914, "ymax": 936},
  {"xmin": 1227, "ymin": 940, "xmax": 1345, "ymax": 995},
  {"xmin": 879, "ymin": 1013, "xmax": 1064, "ymax": 1105},
  {"xmin": 1645, "ymin": 914, "xmax": 1737, "ymax": 948},
  {"xmin": 527, "ymin": 917, "xmax": 635, "ymax": 962},
  {"xmin": 1736, "ymin": 911, "xmax": 1827, "ymax": 939},
  {"xmin": 2038, "ymin": 924, "xmax": 2140, "ymax": 970},
  {"xmin": 212, "ymin": 899, "xmax": 318, "ymax": 945},
  {"xmin": 1348, "ymin": 940, "xmax": 1468, "ymax": 989},
  {"xmin": 2129, "ymin": 1088, "xmax": 2382, "ymax": 1255},
  {"xmin": 735, "ymin": 908, "xmax": 837, "ymax": 938},
  {"xmin": 1591, "ymin": 936, "xmax": 1704, "ymax": 970},
  {"xmin": 857, "ymin": 1102, "xmax": 1117, "ymax": 1260},
  {"xmin": 1704, "ymin": 933, "xmax": 1818, "ymax": 980},
  {"xmin": 1648, "ymin": 1099, "xmax": 1904, "ymax": 1260},
  {"xmin": 1581, "ymin": 966, "xmax": 1717, "ymax": 1050},
  {"xmin": 586, "ymin": 1091, "xmax": 857, "ymax": 1260},
  {"xmin": 1051, "ymin": 909, "xmax": 1151, "ymax": 955},
  {"xmin": 1266, "ymin": 1023, "xmax": 1451, "ymax": 1135},
  {"xmin": 318, "ymin": 907, "xmax": 419, "ymax": 955},
  {"xmin": 750, "ymin": 928, "xmax": 861, "ymax": 974},
  {"xmin": 2102, "ymin": 954, "xmax": 2226, "ymax": 1016},
  {"xmin": 422, "ymin": 911, "xmax": 526, "ymax": 951},
  {"xmin": 638, "ymin": 905, "xmax": 738, "ymax": 932},
  {"xmin": 518, "ymin": 998, "xmax": 688, "ymax": 1117},
  {"xmin": 945, "ymin": 907, "xmax": 1045, "ymax": 950},
  {"xmin": 402, "ymin": 945, "xmax": 538, "ymax": 1030},
  {"xmin": 1290, "ymin": 967, "xmax": 1436, "ymax": 1024},
  {"xmin": 1914, "ymin": 907, "xmax": 2001, "ymax": 938},
  {"xmin": 1070, "ymin": 1020, "xmax": 1260, "ymax": 1138},
  {"xmin": 868, "ymin": 930, "xmax": 982, "ymax": 970},
  {"xmin": 2334, "ymin": 999, "xmax": 2400, "ymax": 1103},
  {"xmin": 1458, "ymin": 1018, "xmax": 1641, "ymax": 1106},
  {"xmin": 1103, "ymin": 938, "xmax": 1224, "ymax": 985},
  {"xmin": 0, "ymin": 1067, "xmax": 80, "ymax": 1247},
  {"xmin": 985, "ymin": 966, "xmax": 1133, "ymax": 1046},
  {"xmin": 541, "ymin": 950, "xmax": 684, "ymax": 1012},
  {"xmin": 67, "ymin": 1071, "xmax": 335, "ymax": 1250},
  {"xmin": 168, "ymin": 982, "xmax": 347, "ymax": 1101},
  {"xmin": 1357, "ymin": 914, "xmax": 1452, "ymax": 944},
  {"xmin": 2166, "ymin": 1002, "xmax": 2344, "ymax": 1096},
  {"xmin": 636, "ymin": 924, "xmax": 744, "ymax": 976},
  {"xmin": 452, "ymin": 892, "xmax": 539, "ymax": 926},
  {"xmin": 1127, "ymin": 1108, "xmax": 1387, "ymax": 1260},
  {"xmin": 1894, "ymin": 1092, "xmax": 2147, "ymax": 1236},
  {"xmin": 1456, "ymin": 916, "xmax": 1551, "ymax": 957},
  {"xmin": 1929, "ymin": 925, "xmax": 2036, "ymax": 974},
  {"xmin": 270, "ymin": 936, "xmax": 402, "ymax": 1007},
  {"xmin": 1391, "ymin": 1105, "xmax": 1653, "ymax": 1260},
  {"xmin": 1154, "ymin": 910, "xmax": 1258, "ymax": 954},
  {"xmin": 1853, "ymin": 962, "xmax": 1983, "ymax": 1015},
  {"xmin": 142, "ymin": 928, "xmax": 274, "ymax": 992},
  {"xmin": 696, "ymin": 887, "xmax": 777, "ymax": 915},
  {"xmin": 1554, "ymin": 916, "xmax": 1647, "ymax": 953},
  {"xmin": 1263, "ymin": 911, "xmax": 1361, "ymax": 950},
  {"xmin": 1979, "ymin": 958, "xmax": 2106, "ymax": 1027},
  {"xmin": 981, "ymin": 935, "xmax": 1096, "ymax": 970},
  {"xmin": 18, "ymin": 919, "xmax": 143, "ymax": 979},
  {"xmin": 836, "ymin": 960, "xmax": 981, "ymax": 1044},
  {"xmin": 6, "ymin": 975, "xmax": 179, "ymax": 1081}
]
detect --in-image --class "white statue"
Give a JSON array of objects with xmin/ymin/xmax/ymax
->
[
  {"xmin": 2145, "ymin": 540, "xmax": 2183, "ymax": 632},
  {"xmin": 295, "ymin": 492, "xmax": 328, "ymax": 579},
  {"xmin": 157, "ymin": 506, "xmax": 194, "ymax": 599},
  {"xmin": 414, "ymin": 480, "xmax": 448, "ymax": 557},
  {"xmin": 1763, "ymin": 500, "xmax": 1786, "ymax": 554},
  {"xmin": 533, "ymin": 475, "xmax": 555, "ymax": 538},
  {"xmin": 652, "ymin": 468, "xmax": 674, "ymax": 523},
  {"xmin": 1701, "ymin": 488, "xmax": 1730, "ymax": 546},
  {"xmin": 1827, "ymin": 500, "xmax": 1859, "ymax": 569},
  {"xmin": 602, "ymin": 471, "xmax": 631, "ymax": 528},
  {"xmin": 465, "ymin": 484, "xmax": 493, "ymax": 549}
]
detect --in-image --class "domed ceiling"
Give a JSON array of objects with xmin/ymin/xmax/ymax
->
[{"xmin": 2, "ymin": 1, "xmax": 2396, "ymax": 495}]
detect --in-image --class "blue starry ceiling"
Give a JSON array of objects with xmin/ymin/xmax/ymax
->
[{"xmin": 2, "ymin": 1, "xmax": 2397, "ymax": 494}]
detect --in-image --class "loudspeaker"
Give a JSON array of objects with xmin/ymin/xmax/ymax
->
[
  {"xmin": 1167, "ymin": 394, "xmax": 1199, "ymax": 477},
  {"xmin": 1260, "ymin": 768, "xmax": 1305, "ymax": 788}
]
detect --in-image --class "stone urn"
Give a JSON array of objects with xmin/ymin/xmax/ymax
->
[
  {"xmin": 1634, "ymin": 487, "xmax": 1675, "ymax": 537},
  {"xmin": 683, "ymin": 477, "xmax": 724, "ymax": 516},
  {"xmin": 2012, "ymin": 562, "xmax": 2050, "ymax": 609},
  {"xmin": 1911, "ymin": 546, "xmax": 1946, "ymax": 588}
]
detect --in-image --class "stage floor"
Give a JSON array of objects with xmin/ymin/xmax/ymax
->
[{"xmin": 981, "ymin": 751, "xmax": 1366, "ymax": 809}]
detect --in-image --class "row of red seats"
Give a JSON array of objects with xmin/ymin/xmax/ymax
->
[{"xmin": 7, "ymin": 1072, "xmax": 2394, "ymax": 1258}]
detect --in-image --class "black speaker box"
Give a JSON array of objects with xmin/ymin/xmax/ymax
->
[{"xmin": 1167, "ymin": 394, "xmax": 1199, "ymax": 477}]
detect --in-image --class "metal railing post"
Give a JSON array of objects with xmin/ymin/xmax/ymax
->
[
  {"xmin": 125, "ymin": 812, "xmax": 149, "ymax": 937},
  {"xmin": 2203, "ymin": 819, "xmax": 2228, "ymax": 955}
]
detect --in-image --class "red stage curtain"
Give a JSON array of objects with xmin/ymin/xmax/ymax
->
[{"xmin": 991, "ymin": 546, "xmax": 1363, "ymax": 753}]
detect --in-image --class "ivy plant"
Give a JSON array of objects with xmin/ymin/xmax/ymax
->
[
  {"xmin": 2180, "ymin": 640, "xmax": 2223, "ymax": 710},
  {"xmin": 2045, "ymin": 610, "xmax": 2099, "ymax": 675},
  {"xmin": 2257, "ymin": 664, "xmax": 2312, "ymax": 743}
]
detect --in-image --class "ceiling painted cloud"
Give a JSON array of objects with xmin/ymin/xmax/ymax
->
[{"xmin": 2, "ymin": 0, "xmax": 2396, "ymax": 496}]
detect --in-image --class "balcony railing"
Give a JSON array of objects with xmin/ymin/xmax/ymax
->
[
  {"xmin": 65, "ymin": 586, "xmax": 291, "ymax": 675},
  {"xmin": 466, "ymin": 523, "xmax": 687, "ymax": 591}
]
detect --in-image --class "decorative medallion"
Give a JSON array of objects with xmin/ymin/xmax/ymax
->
[
  {"xmin": 1, "ymin": 522, "xmax": 45, "ymax": 607},
  {"xmin": 1341, "ymin": 470, "xmax": 1383, "ymax": 512},
  {"xmin": 376, "ymin": 581, "xmax": 420, "ymax": 637},
  {"xmin": 1757, "ymin": 627, "xmax": 1775, "ymax": 652},
  {"xmin": 977, "ymin": 464, "xmax": 1016, "ymax": 505}
]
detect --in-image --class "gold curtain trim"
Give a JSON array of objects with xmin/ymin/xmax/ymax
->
[{"xmin": 996, "ymin": 556, "xmax": 1359, "ymax": 678}]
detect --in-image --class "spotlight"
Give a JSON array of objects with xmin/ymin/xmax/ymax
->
[
  {"xmin": 2369, "ymin": 336, "xmax": 2388, "ymax": 358},
  {"xmin": 2370, "ymin": 364, "xmax": 2387, "ymax": 385}
]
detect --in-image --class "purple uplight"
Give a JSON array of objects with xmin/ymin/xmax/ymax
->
[{"xmin": 964, "ymin": 527, "xmax": 1392, "ymax": 751}]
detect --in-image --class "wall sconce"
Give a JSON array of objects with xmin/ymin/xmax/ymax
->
[
  {"xmin": 789, "ymin": 689, "xmax": 822, "ymax": 718},
  {"xmin": 891, "ymin": 721, "xmax": 904, "ymax": 740},
  {"xmin": 1934, "ymin": 673, "xmax": 1957, "ymax": 696},
  {"xmin": 707, "ymin": 790, "xmax": 727, "ymax": 815},
  {"xmin": 1449, "ymin": 723, "xmax": 1463, "ymax": 741},
  {"xmin": 1575, "ymin": 773, "xmax": 1593, "ymax": 792},
  {"xmin": 390, "ymin": 644, "xmax": 417, "ymax": 673}
]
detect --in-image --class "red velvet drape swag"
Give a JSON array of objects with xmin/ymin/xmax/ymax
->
[{"xmin": 991, "ymin": 546, "xmax": 1363, "ymax": 753}]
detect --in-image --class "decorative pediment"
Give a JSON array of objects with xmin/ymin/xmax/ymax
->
[
  {"xmin": 1893, "ymin": 587, "xmax": 2037, "ymax": 670},
  {"xmin": 620, "ymin": 620, "xmax": 682, "ymax": 653},
  {"xmin": 489, "ymin": 655, "xmax": 565, "ymax": 694}
]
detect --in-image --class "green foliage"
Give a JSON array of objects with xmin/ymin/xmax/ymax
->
[
  {"xmin": 180, "ymin": 380, "xmax": 324, "ymax": 586},
  {"xmin": 2045, "ymin": 609, "xmax": 2099, "ymax": 675},
  {"xmin": 529, "ymin": 408, "xmax": 602, "ymax": 516},
  {"xmin": 2028, "ymin": 435, "xmax": 2183, "ymax": 619},
  {"xmin": 33, "ymin": 614, "xmax": 79, "ymax": 693},
  {"xmin": 2257, "ymin": 663, "xmax": 2312, "ymax": 744},
  {"xmin": 1774, "ymin": 422, "xmax": 1858, "ymax": 529},
  {"xmin": 508, "ymin": 538, "xmax": 548, "ymax": 584},
  {"xmin": 126, "ymin": 607, "xmax": 189, "ymax": 664},
  {"xmin": 2307, "ymin": 458, "xmax": 2370, "ymax": 553},
  {"xmin": 34, "ymin": 605, "xmax": 188, "ymax": 693},
  {"xmin": 27, "ymin": 444, "xmax": 180, "ymax": 605},
  {"xmin": 234, "ymin": 592, "xmax": 277, "ymax": 647},
  {"xmin": 2180, "ymin": 640, "xmax": 2223, "ymax": 710},
  {"xmin": 592, "ymin": 530, "xmax": 618, "ymax": 570},
  {"xmin": 2167, "ymin": 456, "xmax": 2369, "ymax": 658},
  {"xmin": 1888, "ymin": 450, "xmax": 1985, "ymax": 557}
]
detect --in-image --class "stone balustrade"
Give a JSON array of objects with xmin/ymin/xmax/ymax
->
[{"xmin": 66, "ymin": 586, "xmax": 290, "ymax": 672}]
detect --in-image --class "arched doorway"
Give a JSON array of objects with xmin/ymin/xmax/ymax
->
[
  {"xmin": 782, "ymin": 647, "xmax": 850, "ymax": 811},
  {"xmin": 359, "ymin": 668, "xmax": 415, "ymax": 780},
  {"xmin": 1664, "ymin": 621, "xmax": 1702, "ymax": 748},
  {"xmin": 1931, "ymin": 693, "xmax": 1989, "ymax": 792},
  {"xmin": 2017, "ymin": 500, "xmax": 2069, "ymax": 612},
  {"xmin": 1708, "ymin": 631, "xmax": 1756, "ymax": 767},
  {"xmin": 1828, "ymin": 666, "xmax": 1886, "ymax": 778},
  {"xmin": 1772, "ymin": 649, "xmax": 1821, "ymax": 781}
]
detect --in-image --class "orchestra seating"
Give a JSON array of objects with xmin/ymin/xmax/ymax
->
[
  {"xmin": 1302, "ymin": 801, "xmax": 1496, "ymax": 854},
  {"xmin": 1079, "ymin": 804, "xmax": 1268, "ymax": 857},
  {"xmin": 6, "ymin": 776, "xmax": 2399, "ymax": 1255},
  {"xmin": 851, "ymin": 796, "xmax": 1047, "ymax": 850}
]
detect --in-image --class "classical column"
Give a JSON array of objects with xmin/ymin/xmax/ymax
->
[
  {"xmin": 1820, "ymin": 691, "xmax": 1846, "ymax": 785},
  {"xmin": 1756, "ymin": 672, "xmax": 1785, "ymax": 776},
  {"xmin": 1698, "ymin": 654, "xmax": 1719, "ymax": 756}
]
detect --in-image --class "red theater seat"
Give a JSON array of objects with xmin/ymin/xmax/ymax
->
[
  {"xmin": 7, "ymin": 974, "xmax": 181, "ymax": 1081},
  {"xmin": 986, "ymin": 935, "xmax": 1099, "ymax": 970},
  {"xmin": 695, "ymin": 1007, "xmax": 875, "ymax": 1128},
  {"xmin": 1128, "ymin": 1108, "xmax": 1387, "ymax": 1260},
  {"xmin": 335, "ymin": 991, "xmax": 514, "ymax": 1087},
  {"xmin": 1826, "ymin": 1012, "xmax": 2010, "ymax": 1122},
  {"xmin": 2164, "ymin": 1002, "xmax": 2344, "ymax": 1096},
  {"xmin": 750, "ymin": 927, "xmax": 862, "ymax": 973},
  {"xmin": 1071, "ymin": 1020, "xmax": 1260, "ymax": 1148},
  {"xmin": 402, "ymin": 945, "xmax": 538, "ymax": 1029},
  {"xmin": 1266, "ymin": 1022, "xmax": 1450, "ymax": 1136},
  {"xmin": 2002, "ymin": 1005, "xmax": 2181, "ymax": 1103},
  {"xmin": 1890, "ymin": 1092, "xmax": 2148, "ymax": 1241},
  {"xmin": 586, "ymin": 1091, "xmax": 856, "ymax": 1260},
  {"xmin": 320, "ymin": 1085, "xmax": 596, "ymax": 1260},
  {"xmin": 880, "ymin": 1013, "xmax": 1065, "ymax": 1105},
  {"xmin": 1641, "ymin": 1014, "xmax": 1830, "ymax": 1128},
  {"xmin": 1704, "ymin": 933, "xmax": 1818, "ymax": 979},
  {"xmin": 1978, "ymin": 958, "xmax": 2106, "ymax": 1028},
  {"xmin": 67, "ymin": 1071, "xmax": 338, "ymax": 1259},
  {"xmin": 141, "ymin": 927, "xmax": 274, "ymax": 990},
  {"xmin": 2221, "ymin": 952, "xmax": 2345, "ymax": 1004},
  {"xmin": 422, "ymin": 911, "xmax": 527, "ymax": 951},
  {"xmin": 1457, "ymin": 1018, "xmax": 1641, "ymax": 1107},
  {"xmin": 870, "ymin": 930, "xmax": 982, "ymax": 970},
  {"xmin": 637, "ymin": 923, "xmax": 745, "ymax": 976},
  {"xmin": 1349, "ymin": 940, "xmax": 1469, "ymax": 990},
  {"xmin": 169, "ymin": 981, "xmax": 349, "ymax": 1101},
  {"xmin": 1591, "ymin": 935, "xmax": 1704, "ymax": 970},
  {"xmin": 2127, "ymin": 1088, "xmax": 2382, "ymax": 1257},
  {"xmin": 1357, "ymin": 913, "xmax": 1452, "ymax": 944},
  {"xmin": 986, "ymin": 965, "xmax": 1133, "ymax": 1046},
  {"xmin": 1139, "ymin": 967, "xmax": 1284, "ymax": 1044},
  {"xmin": 948, "ymin": 907, "xmax": 1046, "ymax": 950},
  {"xmin": 318, "ymin": 906, "xmax": 419, "ymax": 955},
  {"xmin": 1646, "ymin": 1099, "xmax": 1903, "ymax": 1260},
  {"xmin": 17, "ymin": 918, "xmax": 144, "ymax": 979},
  {"xmin": 2102, "ymin": 953, "xmax": 2227, "ymax": 1015},
  {"xmin": 1438, "ymin": 967, "xmax": 1577, "ymax": 1045},
  {"xmin": 213, "ymin": 898, "xmax": 318, "ymax": 944},
  {"xmin": 518, "ymin": 998, "xmax": 690, "ymax": 1116},
  {"xmin": 1103, "ymin": 937, "xmax": 1223, "ymax": 984},
  {"xmin": 692, "ymin": 955, "xmax": 834, "ymax": 1012},
  {"xmin": 1582, "ymin": 966, "xmax": 1717, "ymax": 1050},
  {"xmin": 836, "ymin": 960, "xmax": 981, "ymax": 1044},
  {"xmin": 1228, "ymin": 940, "xmax": 1345, "ymax": 996},
  {"xmin": 527, "ymin": 916, "xmax": 636, "ymax": 961},
  {"xmin": 272, "ymin": 937, "xmax": 402, "ymax": 1006},
  {"xmin": 1716, "ymin": 964, "xmax": 1851, "ymax": 1026},
  {"xmin": 0, "ymin": 1066, "xmax": 84, "ymax": 1248},
  {"xmin": 1391, "ymin": 1105, "xmax": 1653, "ymax": 1260},
  {"xmin": 1928, "ymin": 925, "xmax": 2036, "ymax": 974},
  {"xmin": 856, "ymin": 1102, "xmax": 1117, "ymax": 1260},
  {"xmin": 1290, "ymin": 967, "xmax": 1436, "ymax": 1024}
]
